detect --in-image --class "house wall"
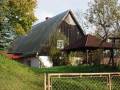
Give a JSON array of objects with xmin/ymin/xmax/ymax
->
[
  {"xmin": 60, "ymin": 20, "xmax": 83, "ymax": 44},
  {"xmin": 69, "ymin": 56, "xmax": 83, "ymax": 66},
  {"xmin": 39, "ymin": 56, "xmax": 53, "ymax": 67},
  {"xmin": 101, "ymin": 57, "xmax": 120, "ymax": 66},
  {"xmin": 39, "ymin": 13, "xmax": 84, "ymax": 55},
  {"xmin": 30, "ymin": 57, "xmax": 41, "ymax": 68},
  {"xmin": 21, "ymin": 56, "xmax": 53, "ymax": 68},
  {"xmin": 21, "ymin": 58, "xmax": 31, "ymax": 66},
  {"xmin": 21, "ymin": 57, "xmax": 40, "ymax": 68}
]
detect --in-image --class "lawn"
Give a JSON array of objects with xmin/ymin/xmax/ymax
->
[
  {"xmin": 51, "ymin": 75, "xmax": 120, "ymax": 90},
  {"xmin": 52, "ymin": 77, "xmax": 108, "ymax": 90}
]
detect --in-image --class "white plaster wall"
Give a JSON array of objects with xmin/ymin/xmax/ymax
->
[
  {"xmin": 39, "ymin": 56, "xmax": 53, "ymax": 68},
  {"xmin": 22, "ymin": 56, "xmax": 53, "ymax": 68}
]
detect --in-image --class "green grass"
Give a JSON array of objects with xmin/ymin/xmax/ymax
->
[
  {"xmin": 33, "ymin": 64, "xmax": 120, "ymax": 73},
  {"xmin": 51, "ymin": 76, "xmax": 120, "ymax": 90},
  {"xmin": 52, "ymin": 77, "xmax": 109, "ymax": 90},
  {"xmin": 0, "ymin": 54, "xmax": 120, "ymax": 90},
  {"xmin": 0, "ymin": 55, "xmax": 44, "ymax": 90}
]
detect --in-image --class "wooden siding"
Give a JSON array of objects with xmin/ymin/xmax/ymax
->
[{"xmin": 60, "ymin": 21, "xmax": 82, "ymax": 44}]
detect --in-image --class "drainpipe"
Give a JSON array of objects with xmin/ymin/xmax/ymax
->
[{"xmin": 36, "ymin": 52, "xmax": 41, "ymax": 68}]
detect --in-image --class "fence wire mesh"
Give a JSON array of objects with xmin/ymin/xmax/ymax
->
[
  {"xmin": 45, "ymin": 73, "xmax": 120, "ymax": 90},
  {"xmin": 111, "ymin": 76, "xmax": 120, "ymax": 90}
]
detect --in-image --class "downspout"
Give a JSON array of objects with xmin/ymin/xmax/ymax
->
[{"xmin": 36, "ymin": 52, "xmax": 42, "ymax": 68}]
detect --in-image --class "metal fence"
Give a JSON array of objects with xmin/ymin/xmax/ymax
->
[{"xmin": 44, "ymin": 73, "xmax": 120, "ymax": 90}]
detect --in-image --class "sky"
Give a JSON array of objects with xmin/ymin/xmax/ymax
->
[{"xmin": 34, "ymin": 0, "xmax": 90, "ymax": 23}]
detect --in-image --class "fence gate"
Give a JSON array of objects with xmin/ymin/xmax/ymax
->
[{"xmin": 44, "ymin": 73, "xmax": 120, "ymax": 90}]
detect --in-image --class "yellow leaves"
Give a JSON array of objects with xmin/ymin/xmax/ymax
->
[
  {"xmin": 13, "ymin": 0, "xmax": 35, "ymax": 11},
  {"xmin": 7, "ymin": 0, "xmax": 37, "ymax": 35},
  {"xmin": 15, "ymin": 23, "xmax": 26, "ymax": 36}
]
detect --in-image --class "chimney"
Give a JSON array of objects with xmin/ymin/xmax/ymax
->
[{"xmin": 45, "ymin": 17, "xmax": 50, "ymax": 20}]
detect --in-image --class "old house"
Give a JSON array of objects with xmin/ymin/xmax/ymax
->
[{"xmin": 9, "ymin": 10, "xmax": 85, "ymax": 68}]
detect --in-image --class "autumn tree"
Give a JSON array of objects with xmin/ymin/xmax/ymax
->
[
  {"xmin": 8, "ymin": 0, "xmax": 37, "ymax": 35},
  {"xmin": 86, "ymin": 0, "xmax": 120, "ymax": 41},
  {"xmin": 0, "ymin": 0, "xmax": 37, "ymax": 50}
]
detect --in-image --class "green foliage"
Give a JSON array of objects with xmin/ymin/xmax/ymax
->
[
  {"xmin": 90, "ymin": 49, "xmax": 103, "ymax": 65},
  {"xmin": 8, "ymin": 0, "xmax": 37, "ymax": 34},
  {"xmin": 0, "ymin": 0, "xmax": 37, "ymax": 50},
  {"xmin": 0, "ymin": 3, "xmax": 15, "ymax": 49},
  {"xmin": 48, "ymin": 30, "xmax": 69, "ymax": 65},
  {"xmin": 48, "ymin": 30, "xmax": 68, "ymax": 56},
  {"xmin": 86, "ymin": 0, "xmax": 120, "ymax": 40},
  {"xmin": 68, "ymin": 51, "xmax": 84, "ymax": 65},
  {"xmin": 0, "ymin": 55, "xmax": 44, "ymax": 90}
]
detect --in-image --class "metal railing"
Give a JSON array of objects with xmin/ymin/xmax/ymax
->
[{"xmin": 45, "ymin": 73, "xmax": 120, "ymax": 90}]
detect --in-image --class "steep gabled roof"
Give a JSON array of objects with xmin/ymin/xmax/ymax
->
[{"xmin": 9, "ymin": 10, "xmax": 85, "ymax": 55}]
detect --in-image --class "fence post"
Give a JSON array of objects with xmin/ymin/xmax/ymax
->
[
  {"xmin": 48, "ymin": 74, "xmax": 51, "ymax": 90},
  {"xmin": 108, "ymin": 74, "xmax": 112, "ymax": 90},
  {"xmin": 44, "ymin": 73, "xmax": 47, "ymax": 90}
]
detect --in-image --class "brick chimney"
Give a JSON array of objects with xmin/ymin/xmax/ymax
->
[{"xmin": 45, "ymin": 17, "xmax": 50, "ymax": 20}]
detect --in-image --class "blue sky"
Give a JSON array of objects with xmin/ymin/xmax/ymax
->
[{"xmin": 35, "ymin": 0, "xmax": 90, "ymax": 23}]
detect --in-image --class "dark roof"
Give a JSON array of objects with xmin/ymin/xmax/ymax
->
[
  {"xmin": 9, "ymin": 10, "xmax": 84, "ymax": 55},
  {"xmin": 64, "ymin": 34, "xmax": 115, "ymax": 51}
]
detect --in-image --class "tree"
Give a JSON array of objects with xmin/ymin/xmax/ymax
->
[
  {"xmin": 0, "ymin": 0, "xmax": 37, "ymax": 50},
  {"xmin": 8, "ymin": 0, "xmax": 37, "ymax": 35},
  {"xmin": 85, "ymin": 0, "xmax": 120, "ymax": 66},
  {"xmin": 0, "ymin": 0, "xmax": 13, "ymax": 49},
  {"xmin": 86, "ymin": 0, "xmax": 120, "ymax": 41},
  {"xmin": 48, "ymin": 30, "xmax": 69, "ymax": 66}
]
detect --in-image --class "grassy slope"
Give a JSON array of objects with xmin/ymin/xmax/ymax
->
[{"xmin": 0, "ymin": 55, "xmax": 44, "ymax": 90}]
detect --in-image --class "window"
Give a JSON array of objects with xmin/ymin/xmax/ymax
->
[{"xmin": 57, "ymin": 40, "xmax": 64, "ymax": 49}]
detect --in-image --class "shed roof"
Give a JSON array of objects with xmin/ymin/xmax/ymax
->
[{"xmin": 64, "ymin": 34, "xmax": 116, "ymax": 51}]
